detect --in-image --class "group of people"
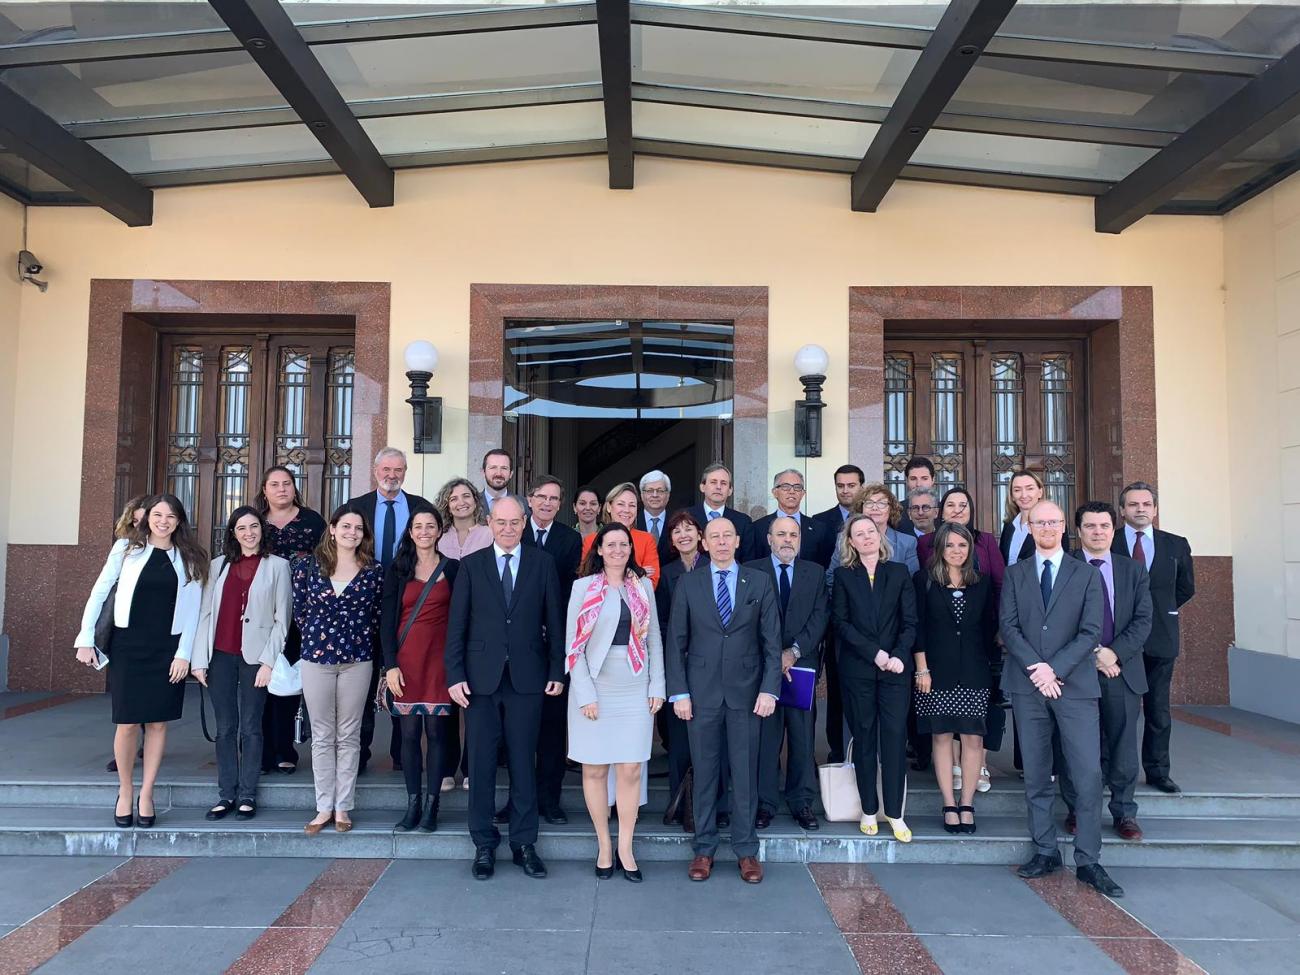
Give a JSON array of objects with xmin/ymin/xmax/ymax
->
[{"xmin": 74, "ymin": 447, "xmax": 1194, "ymax": 898}]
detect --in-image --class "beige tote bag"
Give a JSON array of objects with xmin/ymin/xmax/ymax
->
[{"xmin": 818, "ymin": 738, "xmax": 864, "ymax": 822}]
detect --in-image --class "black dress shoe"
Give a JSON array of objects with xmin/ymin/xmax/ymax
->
[
  {"xmin": 512, "ymin": 844, "xmax": 547, "ymax": 878},
  {"xmin": 755, "ymin": 808, "xmax": 773, "ymax": 830},
  {"xmin": 716, "ymin": 812, "xmax": 731, "ymax": 830},
  {"xmin": 1017, "ymin": 852, "xmax": 1063, "ymax": 879},
  {"xmin": 396, "ymin": 794, "xmax": 422, "ymax": 832},
  {"xmin": 206, "ymin": 799, "xmax": 234, "ymax": 822},
  {"xmin": 542, "ymin": 807, "xmax": 568, "ymax": 825},
  {"xmin": 114, "ymin": 803, "xmax": 133, "ymax": 829},
  {"xmin": 494, "ymin": 805, "xmax": 510, "ymax": 825},
  {"xmin": 595, "ymin": 857, "xmax": 615, "ymax": 880},
  {"xmin": 1076, "ymin": 864, "xmax": 1124, "ymax": 897},
  {"xmin": 1147, "ymin": 776, "xmax": 1181, "ymax": 794},
  {"xmin": 471, "ymin": 846, "xmax": 496, "ymax": 880},
  {"xmin": 794, "ymin": 807, "xmax": 819, "ymax": 831},
  {"xmin": 621, "ymin": 855, "xmax": 643, "ymax": 883}
]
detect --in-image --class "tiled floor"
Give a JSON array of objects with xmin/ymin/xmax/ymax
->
[{"xmin": 0, "ymin": 855, "xmax": 1295, "ymax": 974}]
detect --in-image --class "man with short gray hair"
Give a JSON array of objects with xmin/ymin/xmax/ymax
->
[
  {"xmin": 747, "ymin": 469, "xmax": 832, "ymax": 566},
  {"xmin": 906, "ymin": 487, "xmax": 939, "ymax": 536}
]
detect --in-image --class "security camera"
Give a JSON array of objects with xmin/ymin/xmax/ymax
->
[{"xmin": 18, "ymin": 250, "xmax": 47, "ymax": 292}]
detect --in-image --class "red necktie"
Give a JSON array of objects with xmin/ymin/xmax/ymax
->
[{"xmin": 1132, "ymin": 531, "xmax": 1146, "ymax": 567}]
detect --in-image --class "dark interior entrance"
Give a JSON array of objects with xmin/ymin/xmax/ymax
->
[{"xmin": 503, "ymin": 319, "xmax": 734, "ymax": 519}]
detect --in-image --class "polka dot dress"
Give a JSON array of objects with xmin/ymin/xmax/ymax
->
[{"xmin": 914, "ymin": 588, "xmax": 990, "ymax": 737}]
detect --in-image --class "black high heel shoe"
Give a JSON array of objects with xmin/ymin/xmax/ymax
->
[
  {"xmin": 136, "ymin": 798, "xmax": 156, "ymax": 829},
  {"xmin": 595, "ymin": 852, "xmax": 615, "ymax": 880},
  {"xmin": 114, "ymin": 797, "xmax": 133, "ymax": 829},
  {"xmin": 618, "ymin": 851, "xmax": 643, "ymax": 883},
  {"xmin": 941, "ymin": 806, "xmax": 961, "ymax": 835},
  {"xmin": 958, "ymin": 805, "xmax": 977, "ymax": 835}
]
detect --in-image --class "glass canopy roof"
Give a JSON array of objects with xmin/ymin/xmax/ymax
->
[{"xmin": 1, "ymin": 1, "xmax": 1298, "ymax": 220}]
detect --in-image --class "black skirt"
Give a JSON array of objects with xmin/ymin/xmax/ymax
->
[{"xmin": 107, "ymin": 548, "xmax": 184, "ymax": 725}]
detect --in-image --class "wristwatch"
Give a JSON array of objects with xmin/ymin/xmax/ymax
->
[{"xmin": 791, "ymin": 647, "xmax": 801, "ymax": 661}]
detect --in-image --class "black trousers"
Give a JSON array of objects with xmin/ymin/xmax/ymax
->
[
  {"xmin": 757, "ymin": 702, "xmax": 817, "ymax": 815},
  {"xmin": 841, "ymin": 675, "xmax": 909, "ymax": 819},
  {"xmin": 208, "ymin": 652, "xmax": 267, "ymax": 802},
  {"xmin": 1059, "ymin": 675, "xmax": 1141, "ymax": 822},
  {"xmin": 442, "ymin": 704, "xmax": 471, "ymax": 779},
  {"xmin": 687, "ymin": 704, "xmax": 759, "ymax": 858},
  {"xmin": 466, "ymin": 665, "xmax": 544, "ymax": 850},
  {"xmin": 535, "ymin": 681, "xmax": 568, "ymax": 812},
  {"xmin": 1141, "ymin": 654, "xmax": 1177, "ymax": 780},
  {"xmin": 399, "ymin": 713, "xmax": 450, "ymax": 796},
  {"xmin": 823, "ymin": 633, "xmax": 846, "ymax": 761},
  {"xmin": 360, "ymin": 659, "xmax": 402, "ymax": 769},
  {"xmin": 261, "ymin": 693, "xmax": 300, "ymax": 771}
]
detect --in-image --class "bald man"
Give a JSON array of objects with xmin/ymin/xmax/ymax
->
[{"xmin": 1000, "ymin": 500, "xmax": 1121, "ymax": 898}]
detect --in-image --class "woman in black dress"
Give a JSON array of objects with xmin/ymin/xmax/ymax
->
[
  {"xmin": 912, "ymin": 523, "xmax": 997, "ymax": 835},
  {"xmin": 253, "ymin": 466, "xmax": 326, "ymax": 774},
  {"xmin": 75, "ymin": 494, "xmax": 207, "ymax": 828}
]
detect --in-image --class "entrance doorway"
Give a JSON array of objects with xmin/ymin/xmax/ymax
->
[
  {"xmin": 883, "ymin": 336, "xmax": 1088, "ymax": 535},
  {"xmin": 503, "ymin": 319, "xmax": 734, "ymax": 518}
]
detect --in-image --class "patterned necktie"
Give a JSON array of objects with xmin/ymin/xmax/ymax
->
[
  {"xmin": 1090, "ymin": 558, "xmax": 1115, "ymax": 646},
  {"xmin": 1132, "ymin": 530, "xmax": 1147, "ymax": 568},
  {"xmin": 778, "ymin": 563, "xmax": 791, "ymax": 620},
  {"xmin": 1040, "ymin": 559, "xmax": 1053, "ymax": 609},
  {"xmin": 536, "ymin": 528, "xmax": 547, "ymax": 548},
  {"xmin": 380, "ymin": 499, "xmax": 396, "ymax": 567},
  {"xmin": 501, "ymin": 552, "xmax": 514, "ymax": 605},
  {"xmin": 716, "ymin": 569, "xmax": 732, "ymax": 627},
  {"xmin": 708, "ymin": 510, "xmax": 720, "ymax": 522},
  {"xmin": 650, "ymin": 516, "xmax": 661, "ymax": 540}
]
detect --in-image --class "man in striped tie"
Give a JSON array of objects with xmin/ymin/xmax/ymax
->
[{"xmin": 665, "ymin": 517, "xmax": 782, "ymax": 884}]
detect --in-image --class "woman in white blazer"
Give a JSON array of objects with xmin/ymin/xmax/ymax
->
[
  {"xmin": 75, "ymin": 494, "xmax": 207, "ymax": 828},
  {"xmin": 565, "ymin": 523, "xmax": 665, "ymax": 882},
  {"xmin": 192, "ymin": 506, "xmax": 292, "ymax": 821}
]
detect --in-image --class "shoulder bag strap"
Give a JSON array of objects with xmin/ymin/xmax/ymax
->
[{"xmin": 396, "ymin": 561, "xmax": 446, "ymax": 651}]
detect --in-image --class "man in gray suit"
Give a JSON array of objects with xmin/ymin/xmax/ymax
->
[
  {"xmin": 667, "ymin": 517, "xmax": 782, "ymax": 884},
  {"xmin": 1060, "ymin": 501, "xmax": 1153, "ymax": 842},
  {"xmin": 1000, "ymin": 500, "xmax": 1123, "ymax": 897}
]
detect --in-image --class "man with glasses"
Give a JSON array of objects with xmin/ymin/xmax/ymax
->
[
  {"xmin": 895, "ymin": 457, "xmax": 936, "ymax": 535},
  {"xmin": 638, "ymin": 470, "xmax": 677, "ymax": 565},
  {"xmin": 1000, "ymin": 500, "xmax": 1122, "ymax": 897},
  {"xmin": 906, "ymin": 487, "xmax": 938, "ymax": 537},
  {"xmin": 747, "ymin": 470, "xmax": 832, "ymax": 566}
]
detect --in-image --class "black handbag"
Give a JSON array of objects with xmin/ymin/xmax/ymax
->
[{"xmin": 93, "ymin": 582, "xmax": 118, "ymax": 656}]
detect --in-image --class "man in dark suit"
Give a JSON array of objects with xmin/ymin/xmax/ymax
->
[
  {"xmin": 687, "ymin": 463, "xmax": 754, "ymax": 562},
  {"xmin": 638, "ymin": 469, "xmax": 678, "ymax": 566},
  {"xmin": 893, "ymin": 456, "xmax": 936, "ymax": 536},
  {"xmin": 813, "ymin": 463, "xmax": 864, "ymax": 764},
  {"xmin": 1111, "ymin": 481, "xmax": 1195, "ymax": 794},
  {"xmin": 667, "ymin": 516, "xmax": 782, "ymax": 884},
  {"xmin": 747, "ymin": 469, "xmax": 833, "ymax": 567},
  {"xmin": 1000, "ymin": 500, "xmax": 1123, "ymax": 897},
  {"xmin": 481, "ymin": 448, "xmax": 515, "ymax": 513},
  {"xmin": 346, "ymin": 446, "xmax": 431, "ymax": 774},
  {"xmin": 1060, "ymin": 501, "xmax": 1153, "ymax": 841},
  {"xmin": 745, "ymin": 516, "xmax": 828, "ymax": 830},
  {"xmin": 522, "ymin": 475, "xmax": 582, "ymax": 824},
  {"xmin": 446, "ymin": 496, "xmax": 565, "ymax": 881}
]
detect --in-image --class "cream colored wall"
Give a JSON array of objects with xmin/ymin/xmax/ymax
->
[
  {"xmin": 0, "ymin": 197, "xmax": 25, "ymax": 633},
  {"xmin": 1225, "ymin": 174, "xmax": 1300, "ymax": 659},
  {"xmin": 9, "ymin": 157, "xmax": 1228, "ymax": 560}
]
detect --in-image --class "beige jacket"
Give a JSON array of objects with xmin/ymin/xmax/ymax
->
[
  {"xmin": 564, "ymin": 574, "xmax": 665, "ymax": 709},
  {"xmin": 192, "ymin": 554, "xmax": 292, "ymax": 671}
]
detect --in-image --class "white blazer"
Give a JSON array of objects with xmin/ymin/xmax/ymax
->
[
  {"xmin": 74, "ymin": 539, "xmax": 204, "ymax": 662},
  {"xmin": 564, "ymin": 574, "xmax": 665, "ymax": 709},
  {"xmin": 191, "ymin": 554, "xmax": 292, "ymax": 671}
]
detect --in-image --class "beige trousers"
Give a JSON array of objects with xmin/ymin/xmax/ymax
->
[{"xmin": 300, "ymin": 660, "xmax": 371, "ymax": 812}]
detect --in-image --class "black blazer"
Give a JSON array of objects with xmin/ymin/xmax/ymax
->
[
  {"xmin": 380, "ymin": 558, "xmax": 459, "ymax": 669},
  {"xmin": 687, "ymin": 504, "xmax": 754, "ymax": 561},
  {"xmin": 1069, "ymin": 550, "xmax": 1153, "ymax": 695},
  {"xmin": 812, "ymin": 505, "xmax": 848, "ymax": 536},
  {"xmin": 1000, "ymin": 518, "xmax": 1072, "ymax": 566},
  {"xmin": 443, "ymin": 545, "xmax": 564, "ymax": 696},
  {"xmin": 346, "ymin": 490, "xmax": 433, "ymax": 531},
  {"xmin": 912, "ymin": 571, "xmax": 997, "ymax": 692},
  {"xmin": 523, "ymin": 520, "xmax": 582, "ymax": 599},
  {"xmin": 746, "ymin": 512, "xmax": 834, "ymax": 567},
  {"xmin": 656, "ymin": 554, "xmax": 703, "ymax": 634},
  {"xmin": 1110, "ymin": 528, "xmax": 1193, "ymax": 659},
  {"xmin": 831, "ymin": 561, "xmax": 918, "ymax": 685},
  {"xmin": 743, "ymin": 556, "xmax": 829, "ymax": 669}
]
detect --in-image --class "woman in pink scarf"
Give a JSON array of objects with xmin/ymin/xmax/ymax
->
[{"xmin": 566, "ymin": 523, "xmax": 665, "ymax": 882}]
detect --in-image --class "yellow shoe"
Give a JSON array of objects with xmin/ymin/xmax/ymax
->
[
  {"xmin": 859, "ymin": 814, "xmax": 878, "ymax": 835},
  {"xmin": 887, "ymin": 817, "xmax": 912, "ymax": 843}
]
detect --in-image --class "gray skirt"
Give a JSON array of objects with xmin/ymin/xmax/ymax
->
[{"xmin": 567, "ymin": 645, "xmax": 653, "ymax": 765}]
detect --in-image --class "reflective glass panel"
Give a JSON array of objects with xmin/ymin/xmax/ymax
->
[
  {"xmin": 0, "ymin": 152, "xmax": 72, "ymax": 195},
  {"xmin": 990, "ymin": 353, "xmax": 1023, "ymax": 523},
  {"xmin": 88, "ymin": 125, "xmax": 329, "ymax": 174},
  {"xmin": 884, "ymin": 353, "xmax": 914, "ymax": 503},
  {"xmin": 633, "ymin": 102, "xmax": 875, "ymax": 157},
  {"xmin": 0, "ymin": 2, "xmax": 228, "ymax": 45},
  {"xmin": 929, "ymin": 353, "xmax": 965, "ymax": 497},
  {"xmin": 325, "ymin": 349, "xmax": 355, "ymax": 518},
  {"xmin": 213, "ymin": 346, "xmax": 253, "ymax": 552},
  {"xmin": 1173, "ymin": 115, "xmax": 1300, "ymax": 204},
  {"xmin": 913, "ymin": 128, "xmax": 1156, "ymax": 181},
  {"xmin": 165, "ymin": 346, "xmax": 203, "ymax": 522},
  {"xmin": 362, "ymin": 102, "xmax": 604, "ymax": 155},
  {"xmin": 636, "ymin": 2, "xmax": 950, "ymax": 30},
  {"xmin": 276, "ymin": 348, "xmax": 312, "ymax": 503}
]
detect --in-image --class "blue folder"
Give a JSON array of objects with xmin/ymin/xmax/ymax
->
[{"xmin": 777, "ymin": 666, "xmax": 816, "ymax": 711}]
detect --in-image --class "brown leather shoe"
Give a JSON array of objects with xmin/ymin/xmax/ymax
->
[
  {"xmin": 1113, "ymin": 817, "xmax": 1144, "ymax": 841},
  {"xmin": 1064, "ymin": 812, "xmax": 1077, "ymax": 835},
  {"xmin": 738, "ymin": 857, "xmax": 763, "ymax": 884},
  {"xmin": 687, "ymin": 855, "xmax": 713, "ymax": 881}
]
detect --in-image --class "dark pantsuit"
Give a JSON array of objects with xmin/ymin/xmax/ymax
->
[
  {"xmin": 687, "ymin": 705, "xmax": 760, "ymax": 858},
  {"xmin": 261, "ymin": 693, "xmax": 300, "ymax": 771},
  {"xmin": 841, "ymin": 677, "xmax": 909, "ymax": 819},
  {"xmin": 1141, "ymin": 654, "xmax": 1176, "ymax": 780},
  {"xmin": 466, "ymin": 665, "xmax": 544, "ymax": 849},
  {"xmin": 1013, "ymin": 691, "xmax": 1102, "ymax": 867},
  {"xmin": 208, "ymin": 652, "xmax": 267, "ymax": 802},
  {"xmin": 758, "ymin": 703, "xmax": 817, "ymax": 815},
  {"xmin": 1059, "ymin": 676, "xmax": 1141, "ymax": 822},
  {"xmin": 535, "ymin": 683, "xmax": 568, "ymax": 812},
  {"xmin": 823, "ymin": 634, "xmax": 846, "ymax": 761},
  {"xmin": 360, "ymin": 658, "xmax": 402, "ymax": 768}
]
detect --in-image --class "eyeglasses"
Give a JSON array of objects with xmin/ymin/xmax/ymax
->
[
  {"xmin": 531, "ymin": 493, "xmax": 561, "ymax": 503},
  {"xmin": 864, "ymin": 499, "xmax": 891, "ymax": 510},
  {"xmin": 774, "ymin": 483, "xmax": 805, "ymax": 492},
  {"xmin": 1030, "ymin": 519, "xmax": 1065, "ymax": 529},
  {"xmin": 641, "ymin": 487, "xmax": 668, "ymax": 495},
  {"xmin": 908, "ymin": 504, "xmax": 934, "ymax": 513}
]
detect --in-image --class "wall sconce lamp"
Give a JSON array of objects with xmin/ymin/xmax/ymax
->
[
  {"xmin": 794, "ymin": 344, "xmax": 829, "ymax": 458},
  {"xmin": 404, "ymin": 340, "xmax": 442, "ymax": 454}
]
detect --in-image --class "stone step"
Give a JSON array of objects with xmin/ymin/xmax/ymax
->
[
  {"xmin": 3, "ymin": 777, "xmax": 1297, "ymax": 820},
  {"xmin": 1, "ymin": 805, "xmax": 1296, "ymax": 869}
]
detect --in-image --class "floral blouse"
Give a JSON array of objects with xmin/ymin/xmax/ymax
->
[
  {"xmin": 292, "ymin": 556, "xmax": 382, "ymax": 665},
  {"xmin": 266, "ymin": 508, "xmax": 326, "ymax": 567}
]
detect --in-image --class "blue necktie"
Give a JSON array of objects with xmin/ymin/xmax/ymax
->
[
  {"xmin": 716, "ymin": 569, "xmax": 732, "ymax": 627},
  {"xmin": 1040, "ymin": 559, "xmax": 1053, "ymax": 609},
  {"xmin": 501, "ymin": 552, "xmax": 514, "ymax": 605},
  {"xmin": 708, "ymin": 510, "xmax": 720, "ymax": 522}
]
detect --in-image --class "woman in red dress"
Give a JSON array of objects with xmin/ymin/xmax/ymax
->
[{"xmin": 380, "ymin": 504, "xmax": 458, "ymax": 832}]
